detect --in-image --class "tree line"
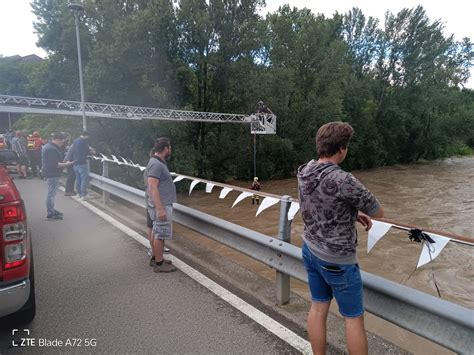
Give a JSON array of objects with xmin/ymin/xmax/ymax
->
[{"xmin": 1, "ymin": 1, "xmax": 473, "ymax": 182}]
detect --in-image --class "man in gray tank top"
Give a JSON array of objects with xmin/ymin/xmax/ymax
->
[{"xmin": 145, "ymin": 137, "xmax": 177, "ymax": 273}]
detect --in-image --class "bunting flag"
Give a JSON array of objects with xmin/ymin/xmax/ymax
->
[
  {"xmin": 91, "ymin": 152, "xmax": 464, "ymax": 269},
  {"xmin": 111, "ymin": 155, "xmax": 122, "ymax": 164},
  {"xmin": 287, "ymin": 202, "xmax": 300, "ymax": 221},
  {"xmin": 232, "ymin": 191, "xmax": 253, "ymax": 207},
  {"xmin": 256, "ymin": 197, "xmax": 280, "ymax": 216},
  {"xmin": 189, "ymin": 180, "xmax": 200, "ymax": 195},
  {"xmin": 100, "ymin": 153, "xmax": 112, "ymax": 161},
  {"xmin": 219, "ymin": 187, "xmax": 233, "ymax": 199},
  {"xmin": 367, "ymin": 220, "xmax": 393, "ymax": 253},
  {"xmin": 173, "ymin": 175, "xmax": 185, "ymax": 183},
  {"xmin": 417, "ymin": 233, "xmax": 451, "ymax": 268}
]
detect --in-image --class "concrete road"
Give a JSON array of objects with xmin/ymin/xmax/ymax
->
[{"xmin": 0, "ymin": 178, "xmax": 299, "ymax": 354}]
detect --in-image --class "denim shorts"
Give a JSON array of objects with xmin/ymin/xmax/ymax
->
[
  {"xmin": 302, "ymin": 243, "xmax": 364, "ymax": 318},
  {"xmin": 147, "ymin": 205, "xmax": 173, "ymax": 240}
]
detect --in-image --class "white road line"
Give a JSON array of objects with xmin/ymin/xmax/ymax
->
[{"xmin": 65, "ymin": 191, "xmax": 312, "ymax": 354}]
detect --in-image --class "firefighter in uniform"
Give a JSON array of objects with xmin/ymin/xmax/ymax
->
[{"xmin": 27, "ymin": 131, "xmax": 45, "ymax": 177}]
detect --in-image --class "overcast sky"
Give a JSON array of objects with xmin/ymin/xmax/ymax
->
[{"xmin": 0, "ymin": 0, "xmax": 472, "ymax": 87}]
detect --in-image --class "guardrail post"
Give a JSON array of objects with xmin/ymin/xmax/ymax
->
[
  {"xmin": 276, "ymin": 195, "xmax": 292, "ymax": 305},
  {"xmin": 102, "ymin": 161, "xmax": 110, "ymax": 204}
]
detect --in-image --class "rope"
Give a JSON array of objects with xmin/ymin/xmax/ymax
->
[
  {"xmin": 426, "ymin": 240, "xmax": 442, "ymax": 298},
  {"xmin": 408, "ymin": 229, "xmax": 442, "ymax": 298}
]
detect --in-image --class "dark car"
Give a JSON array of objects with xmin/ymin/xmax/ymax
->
[{"xmin": 0, "ymin": 149, "xmax": 19, "ymax": 175}]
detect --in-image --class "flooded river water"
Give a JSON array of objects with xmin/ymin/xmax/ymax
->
[{"xmin": 175, "ymin": 156, "xmax": 473, "ymax": 353}]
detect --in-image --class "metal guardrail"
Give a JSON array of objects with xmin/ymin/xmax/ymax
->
[{"xmin": 88, "ymin": 172, "xmax": 474, "ymax": 354}]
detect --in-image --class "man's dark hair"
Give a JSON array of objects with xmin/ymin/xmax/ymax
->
[
  {"xmin": 81, "ymin": 131, "xmax": 89, "ymax": 137},
  {"xmin": 52, "ymin": 132, "xmax": 66, "ymax": 141},
  {"xmin": 316, "ymin": 122, "xmax": 354, "ymax": 158},
  {"xmin": 154, "ymin": 137, "xmax": 170, "ymax": 153}
]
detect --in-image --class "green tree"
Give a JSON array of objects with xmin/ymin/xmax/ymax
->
[{"xmin": 5, "ymin": 3, "xmax": 473, "ymax": 182}]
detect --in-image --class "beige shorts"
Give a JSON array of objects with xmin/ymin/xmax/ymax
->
[{"xmin": 147, "ymin": 205, "xmax": 173, "ymax": 240}]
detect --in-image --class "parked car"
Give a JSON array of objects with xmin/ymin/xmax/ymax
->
[
  {"xmin": 0, "ymin": 149, "xmax": 19, "ymax": 176},
  {"xmin": 0, "ymin": 135, "xmax": 8, "ymax": 150},
  {"xmin": 0, "ymin": 165, "xmax": 35, "ymax": 324}
]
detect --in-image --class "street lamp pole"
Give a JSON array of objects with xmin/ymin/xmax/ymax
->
[{"xmin": 68, "ymin": 3, "xmax": 87, "ymax": 132}]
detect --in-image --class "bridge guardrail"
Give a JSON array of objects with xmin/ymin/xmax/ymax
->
[{"xmin": 88, "ymin": 171, "xmax": 474, "ymax": 354}]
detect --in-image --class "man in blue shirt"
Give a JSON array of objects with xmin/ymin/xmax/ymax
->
[
  {"xmin": 42, "ymin": 132, "xmax": 74, "ymax": 220},
  {"xmin": 72, "ymin": 132, "xmax": 91, "ymax": 199}
]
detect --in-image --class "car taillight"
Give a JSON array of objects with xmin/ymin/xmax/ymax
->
[
  {"xmin": 2, "ymin": 203, "xmax": 25, "ymax": 223},
  {"xmin": 1, "ymin": 201, "xmax": 27, "ymax": 270},
  {"xmin": 4, "ymin": 241, "xmax": 26, "ymax": 269},
  {"xmin": 3, "ymin": 222, "xmax": 27, "ymax": 242}
]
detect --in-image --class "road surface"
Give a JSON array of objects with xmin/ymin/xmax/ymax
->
[{"xmin": 0, "ymin": 178, "xmax": 301, "ymax": 354}]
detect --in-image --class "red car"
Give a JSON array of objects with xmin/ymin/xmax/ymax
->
[{"xmin": 0, "ymin": 165, "xmax": 35, "ymax": 324}]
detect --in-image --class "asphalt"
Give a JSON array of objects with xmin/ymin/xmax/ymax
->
[{"xmin": 0, "ymin": 178, "xmax": 299, "ymax": 354}]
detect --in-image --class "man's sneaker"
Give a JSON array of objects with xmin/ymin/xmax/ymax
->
[
  {"xmin": 149, "ymin": 247, "xmax": 170, "ymax": 255},
  {"xmin": 53, "ymin": 210, "xmax": 63, "ymax": 216},
  {"xmin": 153, "ymin": 263, "xmax": 177, "ymax": 273},
  {"xmin": 80, "ymin": 196, "xmax": 88, "ymax": 201},
  {"xmin": 47, "ymin": 214, "xmax": 63, "ymax": 220},
  {"xmin": 149, "ymin": 258, "xmax": 172, "ymax": 267}
]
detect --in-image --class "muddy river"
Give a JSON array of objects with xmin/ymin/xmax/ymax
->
[{"xmin": 175, "ymin": 156, "xmax": 473, "ymax": 353}]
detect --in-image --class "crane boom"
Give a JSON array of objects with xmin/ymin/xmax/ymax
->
[{"xmin": 0, "ymin": 94, "xmax": 276, "ymax": 133}]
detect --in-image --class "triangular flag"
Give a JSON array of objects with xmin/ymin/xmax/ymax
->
[
  {"xmin": 189, "ymin": 180, "xmax": 200, "ymax": 195},
  {"xmin": 138, "ymin": 166, "xmax": 146, "ymax": 171},
  {"xmin": 232, "ymin": 192, "xmax": 253, "ymax": 207},
  {"xmin": 205, "ymin": 183, "xmax": 215, "ymax": 193},
  {"xmin": 129, "ymin": 159, "xmax": 141, "ymax": 167},
  {"xmin": 90, "ymin": 155, "xmax": 100, "ymax": 160},
  {"xmin": 120, "ymin": 156, "xmax": 129, "ymax": 165},
  {"xmin": 417, "ymin": 233, "xmax": 451, "ymax": 268},
  {"xmin": 112, "ymin": 155, "xmax": 123, "ymax": 165},
  {"xmin": 367, "ymin": 221, "xmax": 393, "ymax": 253},
  {"xmin": 219, "ymin": 187, "xmax": 232, "ymax": 199},
  {"xmin": 100, "ymin": 153, "xmax": 112, "ymax": 161},
  {"xmin": 256, "ymin": 197, "xmax": 280, "ymax": 216},
  {"xmin": 287, "ymin": 202, "xmax": 300, "ymax": 221},
  {"xmin": 173, "ymin": 176, "xmax": 185, "ymax": 183}
]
